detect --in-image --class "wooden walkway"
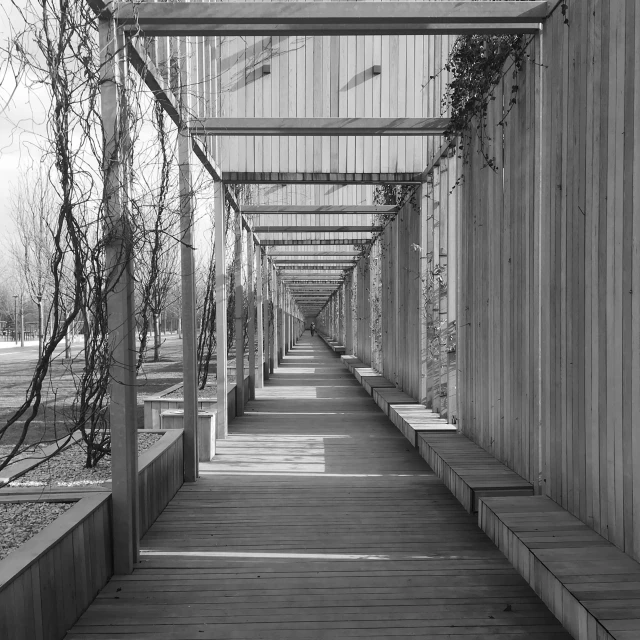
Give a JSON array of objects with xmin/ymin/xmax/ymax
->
[{"xmin": 67, "ymin": 336, "xmax": 571, "ymax": 639}]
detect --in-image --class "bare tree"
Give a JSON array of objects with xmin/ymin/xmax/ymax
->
[
  {"xmin": 134, "ymin": 102, "xmax": 181, "ymax": 368},
  {"xmin": 9, "ymin": 168, "xmax": 56, "ymax": 357}
]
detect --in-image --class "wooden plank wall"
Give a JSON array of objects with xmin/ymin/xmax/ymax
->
[
  {"xmin": 0, "ymin": 494, "xmax": 112, "ymax": 640},
  {"xmin": 459, "ymin": 0, "xmax": 640, "ymax": 563},
  {"xmin": 144, "ymin": 3, "xmax": 452, "ymax": 177},
  {"xmin": 218, "ymin": 28, "xmax": 452, "ymax": 175},
  {"xmin": 374, "ymin": 194, "xmax": 422, "ymax": 401},
  {"xmin": 421, "ymin": 152, "xmax": 460, "ymax": 421}
]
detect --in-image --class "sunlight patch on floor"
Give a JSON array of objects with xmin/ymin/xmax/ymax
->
[{"xmin": 140, "ymin": 550, "xmax": 444, "ymax": 561}]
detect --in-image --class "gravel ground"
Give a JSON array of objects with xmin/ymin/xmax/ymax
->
[
  {"xmin": 0, "ymin": 502, "xmax": 73, "ymax": 561},
  {"xmin": 0, "ymin": 443, "xmax": 47, "ymax": 467},
  {"xmin": 8, "ymin": 433, "xmax": 163, "ymax": 488}
]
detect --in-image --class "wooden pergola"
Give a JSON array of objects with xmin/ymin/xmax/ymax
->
[{"xmin": 93, "ymin": 1, "xmax": 550, "ymax": 574}]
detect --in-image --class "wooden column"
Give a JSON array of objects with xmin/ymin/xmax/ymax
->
[
  {"xmin": 339, "ymin": 287, "xmax": 344, "ymax": 344},
  {"xmin": 247, "ymin": 229, "xmax": 256, "ymax": 400},
  {"xmin": 214, "ymin": 179, "xmax": 228, "ymax": 439},
  {"xmin": 256, "ymin": 245, "xmax": 265, "ymax": 388},
  {"xmin": 235, "ymin": 210, "xmax": 245, "ymax": 416},
  {"xmin": 345, "ymin": 272, "xmax": 353, "ymax": 354},
  {"xmin": 100, "ymin": 18, "xmax": 138, "ymax": 575},
  {"xmin": 262, "ymin": 253, "xmax": 270, "ymax": 380},
  {"xmin": 364, "ymin": 256, "xmax": 372, "ymax": 366},
  {"xmin": 419, "ymin": 181, "xmax": 429, "ymax": 406},
  {"xmin": 284, "ymin": 291, "xmax": 290, "ymax": 353},
  {"xmin": 177, "ymin": 35, "xmax": 199, "ymax": 480},
  {"xmin": 289, "ymin": 295, "xmax": 294, "ymax": 348},
  {"xmin": 281, "ymin": 285, "xmax": 286, "ymax": 356},
  {"xmin": 270, "ymin": 265, "xmax": 277, "ymax": 372}
]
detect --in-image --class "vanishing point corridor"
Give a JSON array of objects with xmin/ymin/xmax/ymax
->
[{"xmin": 67, "ymin": 336, "xmax": 570, "ymax": 639}]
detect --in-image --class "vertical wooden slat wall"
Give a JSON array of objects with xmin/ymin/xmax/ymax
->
[{"xmin": 459, "ymin": 1, "xmax": 640, "ymax": 563}]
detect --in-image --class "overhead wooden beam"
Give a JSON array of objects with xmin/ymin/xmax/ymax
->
[
  {"xmin": 279, "ymin": 267, "xmax": 347, "ymax": 272},
  {"xmin": 115, "ymin": 2, "xmax": 548, "ymax": 36},
  {"xmin": 224, "ymin": 172, "xmax": 423, "ymax": 184},
  {"xmin": 273, "ymin": 259, "xmax": 357, "ymax": 264},
  {"xmin": 270, "ymin": 251, "xmax": 361, "ymax": 257},
  {"xmin": 190, "ymin": 118, "xmax": 449, "ymax": 136},
  {"xmin": 243, "ymin": 205, "xmax": 397, "ymax": 215},
  {"xmin": 122, "ymin": 23, "xmax": 540, "ymax": 36},
  {"xmin": 261, "ymin": 239, "xmax": 371, "ymax": 246},
  {"xmin": 254, "ymin": 226, "xmax": 378, "ymax": 233}
]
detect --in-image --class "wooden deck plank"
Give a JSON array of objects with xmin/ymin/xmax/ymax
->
[{"xmin": 65, "ymin": 336, "xmax": 570, "ymax": 640}]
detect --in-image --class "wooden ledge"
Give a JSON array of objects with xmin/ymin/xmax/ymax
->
[
  {"xmin": 343, "ymin": 360, "xmax": 457, "ymax": 450},
  {"xmin": 418, "ymin": 433, "xmax": 533, "ymax": 513},
  {"xmin": 340, "ymin": 355, "xmax": 363, "ymax": 373},
  {"xmin": 479, "ymin": 496, "xmax": 640, "ymax": 640},
  {"xmin": 388, "ymin": 404, "xmax": 456, "ymax": 447},
  {"xmin": 372, "ymin": 387, "xmax": 416, "ymax": 415},
  {"xmin": 317, "ymin": 333, "xmax": 346, "ymax": 354}
]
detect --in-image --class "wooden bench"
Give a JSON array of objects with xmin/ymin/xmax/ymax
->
[
  {"xmin": 388, "ymin": 404, "xmax": 456, "ymax": 447},
  {"xmin": 318, "ymin": 333, "xmax": 346, "ymax": 353},
  {"xmin": 340, "ymin": 355, "xmax": 363, "ymax": 373},
  {"xmin": 372, "ymin": 387, "xmax": 417, "ymax": 415},
  {"xmin": 418, "ymin": 432, "xmax": 533, "ymax": 513},
  {"xmin": 479, "ymin": 495, "xmax": 640, "ymax": 640}
]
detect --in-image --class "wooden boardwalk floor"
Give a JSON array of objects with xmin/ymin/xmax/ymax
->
[{"xmin": 67, "ymin": 336, "xmax": 571, "ymax": 639}]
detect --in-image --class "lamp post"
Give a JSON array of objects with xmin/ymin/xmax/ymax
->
[
  {"xmin": 13, "ymin": 295, "xmax": 18, "ymax": 345},
  {"xmin": 20, "ymin": 294, "xmax": 24, "ymax": 348}
]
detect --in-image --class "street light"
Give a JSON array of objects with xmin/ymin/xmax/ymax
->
[
  {"xmin": 13, "ymin": 295, "xmax": 17, "ymax": 345},
  {"xmin": 20, "ymin": 294, "xmax": 24, "ymax": 348}
]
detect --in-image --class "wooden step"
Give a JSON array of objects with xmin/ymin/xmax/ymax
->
[
  {"xmin": 388, "ymin": 404, "xmax": 456, "ymax": 447},
  {"xmin": 479, "ymin": 495, "xmax": 640, "ymax": 640},
  {"xmin": 373, "ymin": 387, "xmax": 416, "ymax": 415},
  {"xmin": 418, "ymin": 433, "xmax": 533, "ymax": 513}
]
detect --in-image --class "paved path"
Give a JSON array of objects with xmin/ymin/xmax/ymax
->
[{"xmin": 67, "ymin": 335, "xmax": 570, "ymax": 639}]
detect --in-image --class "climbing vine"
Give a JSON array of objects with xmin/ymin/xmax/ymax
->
[{"xmin": 441, "ymin": 33, "xmax": 533, "ymax": 169}]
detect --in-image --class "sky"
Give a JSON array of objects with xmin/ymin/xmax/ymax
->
[{"xmin": 0, "ymin": 0, "xmax": 48, "ymax": 238}]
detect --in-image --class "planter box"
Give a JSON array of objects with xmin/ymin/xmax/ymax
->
[
  {"xmin": 160, "ymin": 411, "xmax": 215, "ymax": 461},
  {"xmin": 143, "ymin": 375, "xmax": 250, "ymax": 430},
  {"xmin": 0, "ymin": 428, "xmax": 184, "ymax": 640},
  {"xmin": 137, "ymin": 429, "xmax": 184, "ymax": 535},
  {"xmin": 0, "ymin": 492, "xmax": 112, "ymax": 640}
]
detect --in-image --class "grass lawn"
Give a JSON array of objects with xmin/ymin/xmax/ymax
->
[{"xmin": 0, "ymin": 334, "xmax": 185, "ymax": 447}]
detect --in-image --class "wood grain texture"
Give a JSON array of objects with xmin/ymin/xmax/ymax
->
[
  {"xmin": 458, "ymin": 2, "xmax": 640, "ymax": 564},
  {"xmin": 66, "ymin": 336, "xmax": 569, "ymax": 640},
  {"xmin": 479, "ymin": 496, "xmax": 640, "ymax": 640}
]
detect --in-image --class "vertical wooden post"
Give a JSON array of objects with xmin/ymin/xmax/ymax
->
[
  {"xmin": 339, "ymin": 287, "xmax": 344, "ymax": 344},
  {"xmin": 364, "ymin": 256, "xmax": 372, "ymax": 366},
  {"xmin": 284, "ymin": 290, "xmax": 290, "ymax": 353},
  {"xmin": 256, "ymin": 244, "xmax": 264, "ymax": 388},
  {"xmin": 279, "ymin": 283, "xmax": 286, "ymax": 359},
  {"xmin": 247, "ymin": 230, "xmax": 256, "ymax": 400},
  {"xmin": 100, "ymin": 18, "xmax": 138, "ymax": 575},
  {"xmin": 177, "ymin": 35, "xmax": 199, "ymax": 480},
  {"xmin": 345, "ymin": 272, "xmax": 353, "ymax": 354},
  {"xmin": 235, "ymin": 210, "xmax": 245, "ymax": 416},
  {"xmin": 214, "ymin": 179, "xmax": 227, "ymax": 439},
  {"xmin": 262, "ymin": 253, "xmax": 270, "ymax": 380},
  {"xmin": 289, "ymin": 295, "xmax": 294, "ymax": 348},
  {"xmin": 271, "ymin": 266, "xmax": 278, "ymax": 371},
  {"xmin": 419, "ymin": 181, "xmax": 428, "ymax": 406}
]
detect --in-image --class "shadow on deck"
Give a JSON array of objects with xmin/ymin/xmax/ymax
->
[{"xmin": 66, "ymin": 335, "xmax": 571, "ymax": 639}]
